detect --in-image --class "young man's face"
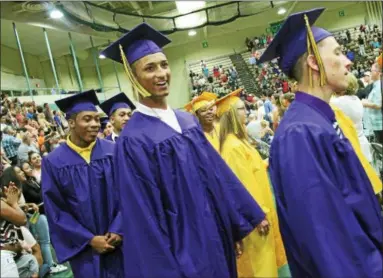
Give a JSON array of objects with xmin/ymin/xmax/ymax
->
[
  {"xmin": 319, "ymin": 37, "xmax": 352, "ymax": 93},
  {"xmin": 133, "ymin": 52, "xmax": 171, "ymax": 98},
  {"xmin": 111, "ymin": 108, "xmax": 132, "ymax": 133},
  {"xmin": 69, "ymin": 111, "xmax": 100, "ymax": 143}
]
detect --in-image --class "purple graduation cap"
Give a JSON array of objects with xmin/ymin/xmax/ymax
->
[
  {"xmin": 55, "ymin": 89, "xmax": 99, "ymax": 120},
  {"xmin": 259, "ymin": 8, "xmax": 332, "ymax": 78},
  {"xmin": 100, "ymin": 23, "xmax": 171, "ymax": 65},
  {"xmin": 99, "ymin": 92, "xmax": 136, "ymax": 117}
]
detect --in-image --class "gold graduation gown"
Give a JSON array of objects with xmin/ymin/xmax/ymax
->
[
  {"xmin": 221, "ymin": 134, "xmax": 288, "ymax": 277},
  {"xmin": 332, "ymin": 106, "xmax": 382, "ymax": 194},
  {"xmin": 204, "ymin": 124, "xmax": 220, "ymax": 152}
]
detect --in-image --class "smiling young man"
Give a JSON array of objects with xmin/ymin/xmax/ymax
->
[
  {"xmin": 101, "ymin": 23, "xmax": 267, "ymax": 278},
  {"xmin": 259, "ymin": 8, "xmax": 382, "ymax": 277},
  {"xmin": 41, "ymin": 90, "xmax": 124, "ymax": 277},
  {"xmin": 100, "ymin": 92, "xmax": 135, "ymax": 142}
]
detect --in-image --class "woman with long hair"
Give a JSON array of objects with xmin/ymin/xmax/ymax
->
[
  {"xmin": 21, "ymin": 162, "xmax": 44, "ymax": 214},
  {"xmin": 28, "ymin": 151, "xmax": 42, "ymax": 184},
  {"xmin": 217, "ymin": 90, "xmax": 289, "ymax": 278}
]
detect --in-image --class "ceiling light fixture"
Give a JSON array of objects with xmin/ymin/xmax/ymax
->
[
  {"xmin": 176, "ymin": 1, "xmax": 206, "ymax": 14},
  {"xmin": 50, "ymin": 9, "xmax": 64, "ymax": 19},
  {"xmin": 99, "ymin": 54, "xmax": 106, "ymax": 59},
  {"xmin": 188, "ymin": 30, "xmax": 197, "ymax": 36},
  {"xmin": 277, "ymin": 8, "xmax": 286, "ymax": 15}
]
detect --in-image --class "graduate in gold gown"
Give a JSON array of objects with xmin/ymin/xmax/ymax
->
[
  {"xmin": 332, "ymin": 106, "xmax": 382, "ymax": 195},
  {"xmin": 215, "ymin": 90, "xmax": 289, "ymax": 278},
  {"xmin": 184, "ymin": 92, "xmax": 220, "ymax": 151}
]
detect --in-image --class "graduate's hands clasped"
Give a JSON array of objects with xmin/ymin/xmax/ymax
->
[
  {"xmin": 105, "ymin": 232, "xmax": 122, "ymax": 247},
  {"xmin": 90, "ymin": 236, "xmax": 115, "ymax": 254}
]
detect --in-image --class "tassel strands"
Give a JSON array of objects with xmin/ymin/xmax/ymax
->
[
  {"xmin": 304, "ymin": 14, "xmax": 327, "ymax": 87},
  {"xmin": 119, "ymin": 44, "xmax": 151, "ymax": 98}
]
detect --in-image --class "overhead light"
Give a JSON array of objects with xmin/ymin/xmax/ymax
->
[
  {"xmin": 176, "ymin": 1, "xmax": 205, "ymax": 14},
  {"xmin": 277, "ymin": 8, "xmax": 286, "ymax": 15},
  {"xmin": 99, "ymin": 54, "xmax": 106, "ymax": 59},
  {"xmin": 188, "ymin": 30, "xmax": 197, "ymax": 36},
  {"xmin": 50, "ymin": 9, "xmax": 63, "ymax": 19}
]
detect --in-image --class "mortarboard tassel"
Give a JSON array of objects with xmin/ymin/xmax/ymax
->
[
  {"xmin": 304, "ymin": 14, "xmax": 327, "ymax": 87},
  {"xmin": 119, "ymin": 45, "xmax": 151, "ymax": 98}
]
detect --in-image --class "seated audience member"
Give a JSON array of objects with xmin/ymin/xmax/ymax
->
[
  {"xmin": 21, "ymin": 162, "xmax": 44, "ymax": 213},
  {"xmin": 17, "ymin": 132, "xmax": 39, "ymax": 163},
  {"xmin": 28, "ymin": 151, "xmax": 42, "ymax": 184},
  {"xmin": 246, "ymin": 113, "xmax": 262, "ymax": 140},
  {"xmin": 260, "ymin": 120, "xmax": 274, "ymax": 144},
  {"xmin": 0, "ymin": 180, "xmax": 39, "ymax": 278},
  {"xmin": 2, "ymin": 166, "xmax": 68, "ymax": 276},
  {"xmin": 2, "ymin": 126, "xmax": 21, "ymax": 165}
]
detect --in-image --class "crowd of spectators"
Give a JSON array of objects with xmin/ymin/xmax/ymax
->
[
  {"xmin": 189, "ymin": 62, "xmax": 240, "ymax": 98},
  {"xmin": 1, "ymin": 94, "xmax": 69, "ymax": 277}
]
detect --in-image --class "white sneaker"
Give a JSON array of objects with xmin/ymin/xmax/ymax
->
[{"xmin": 50, "ymin": 264, "xmax": 68, "ymax": 274}]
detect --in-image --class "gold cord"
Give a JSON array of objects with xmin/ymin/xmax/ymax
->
[
  {"xmin": 304, "ymin": 14, "xmax": 327, "ymax": 87},
  {"xmin": 119, "ymin": 44, "xmax": 151, "ymax": 98}
]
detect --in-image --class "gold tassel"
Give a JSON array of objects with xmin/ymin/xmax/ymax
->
[
  {"xmin": 304, "ymin": 14, "xmax": 327, "ymax": 87},
  {"xmin": 119, "ymin": 44, "xmax": 151, "ymax": 98},
  {"xmin": 230, "ymin": 106, "xmax": 239, "ymax": 135}
]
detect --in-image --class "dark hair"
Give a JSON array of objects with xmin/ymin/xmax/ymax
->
[
  {"xmin": 1, "ymin": 166, "xmax": 22, "ymax": 190},
  {"xmin": 53, "ymin": 110, "xmax": 57, "ymax": 115},
  {"xmin": 37, "ymin": 106, "xmax": 43, "ymax": 113},
  {"xmin": 28, "ymin": 151, "xmax": 39, "ymax": 162}
]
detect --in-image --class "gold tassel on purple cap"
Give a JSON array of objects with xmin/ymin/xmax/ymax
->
[
  {"xmin": 304, "ymin": 14, "xmax": 327, "ymax": 87},
  {"xmin": 119, "ymin": 44, "xmax": 151, "ymax": 98}
]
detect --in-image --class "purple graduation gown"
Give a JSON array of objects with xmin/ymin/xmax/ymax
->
[
  {"xmin": 269, "ymin": 92, "xmax": 382, "ymax": 278},
  {"xmin": 41, "ymin": 139, "xmax": 124, "ymax": 278},
  {"xmin": 104, "ymin": 134, "xmax": 114, "ymax": 142},
  {"xmin": 114, "ymin": 110, "xmax": 265, "ymax": 278}
]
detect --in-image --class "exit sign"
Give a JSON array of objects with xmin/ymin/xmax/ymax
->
[
  {"xmin": 202, "ymin": 41, "xmax": 208, "ymax": 48},
  {"xmin": 339, "ymin": 10, "xmax": 345, "ymax": 17}
]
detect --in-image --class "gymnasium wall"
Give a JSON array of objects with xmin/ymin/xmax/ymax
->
[{"xmin": 1, "ymin": 2, "xmax": 367, "ymax": 108}]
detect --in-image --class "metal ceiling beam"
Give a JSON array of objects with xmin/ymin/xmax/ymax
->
[
  {"xmin": 148, "ymin": 1, "xmax": 153, "ymax": 11},
  {"xmin": 128, "ymin": 1, "xmax": 143, "ymax": 15},
  {"xmin": 285, "ymin": 0, "xmax": 298, "ymax": 16}
]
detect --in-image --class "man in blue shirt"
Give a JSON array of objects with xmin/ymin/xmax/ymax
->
[{"xmin": 2, "ymin": 126, "xmax": 21, "ymax": 165}]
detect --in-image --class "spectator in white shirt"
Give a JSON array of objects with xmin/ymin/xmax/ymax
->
[
  {"xmin": 331, "ymin": 74, "xmax": 372, "ymax": 162},
  {"xmin": 246, "ymin": 113, "xmax": 262, "ymax": 140}
]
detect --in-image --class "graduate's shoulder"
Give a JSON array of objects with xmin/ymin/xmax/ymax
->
[
  {"xmin": 121, "ymin": 109, "xmax": 200, "ymax": 142},
  {"xmin": 97, "ymin": 138, "xmax": 115, "ymax": 152}
]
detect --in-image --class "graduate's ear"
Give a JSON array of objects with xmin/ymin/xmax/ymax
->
[
  {"xmin": 68, "ymin": 113, "xmax": 77, "ymax": 129},
  {"xmin": 109, "ymin": 114, "xmax": 115, "ymax": 125},
  {"xmin": 306, "ymin": 54, "xmax": 320, "ymax": 72}
]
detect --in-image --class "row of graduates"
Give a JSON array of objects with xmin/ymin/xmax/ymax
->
[
  {"xmin": 41, "ymin": 7, "xmax": 382, "ymax": 278},
  {"xmin": 41, "ymin": 24, "xmax": 278, "ymax": 278}
]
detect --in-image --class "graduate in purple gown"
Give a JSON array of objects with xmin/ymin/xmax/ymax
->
[
  {"xmin": 100, "ymin": 93, "xmax": 135, "ymax": 142},
  {"xmin": 101, "ymin": 23, "xmax": 268, "ymax": 278},
  {"xmin": 41, "ymin": 90, "xmax": 124, "ymax": 277},
  {"xmin": 259, "ymin": 8, "xmax": 383, "ymax": 278}
]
